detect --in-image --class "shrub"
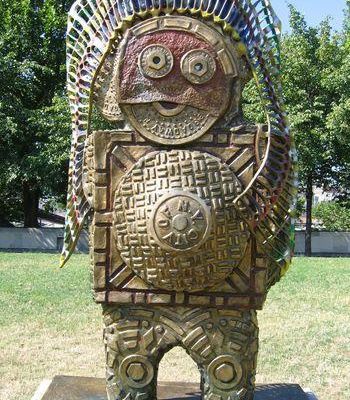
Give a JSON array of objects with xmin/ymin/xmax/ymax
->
[{"xmin": 313, "ymin": 201, "xmax": 350, "ymax": 231}]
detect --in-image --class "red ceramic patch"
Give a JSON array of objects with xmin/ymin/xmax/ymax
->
[{"xmin": 118, "ymin": 30, "xmax": 231, "ymax": 115}]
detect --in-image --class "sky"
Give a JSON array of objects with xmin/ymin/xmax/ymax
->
[{"xmin": 272, "ymin": 0, "xmax": 346, "ymax": 32}]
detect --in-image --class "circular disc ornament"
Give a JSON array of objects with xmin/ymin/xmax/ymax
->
[
  {"xmin": 113, "ymin": 150, "xmax": 249, "ymax": 292},
  {"xmin": 208, "ymin": 355, "xmax": 243, "ymax": 390},
  {"xmin": 181, "ymin": 49, "xmax": 216, "ymax": 84},
  {"xmin": 119, "ymin": 355, "xmax": 154, "ymax": 389},
  {"xmin": 138, "ymin": 44, "xmax": 174, "ymax": 79},
  {"xmin": 149, "ymin": 191, "xmax": 212, "ymax": 252}
]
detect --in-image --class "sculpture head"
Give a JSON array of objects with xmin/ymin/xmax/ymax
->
[
  {"xmin": 96, "ymin": 16, "xmax": 247, "ymax": 145},
  {"xmin": 118, "ymin": 19, "xmax": 235, "ymax": 143}
]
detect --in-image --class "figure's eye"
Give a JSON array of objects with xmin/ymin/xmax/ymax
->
[
  {"xmin": 138, "ymin": 44, "xmax": 174, "ymax": 79},
  {"xmin": 181, "ymin": 49, "xmax": 216, "ymax": 84}
]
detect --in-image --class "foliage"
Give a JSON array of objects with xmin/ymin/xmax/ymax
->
[
  {"xmin": 0, "ymin": 0, "xmax": 73, "ymax": 225},
  {"xmin": 243, "ymin": 4, "xmax": 350, "ymax": 193},
  {"xmin": 241, "ymin": 78, "xmax": 265, "ymax": 124},
  {"xmin": 282, "ymin": 7, "xmax": 347, "ymax": 189},
  {"xmin": 313, "ymin": 201, "xmax": 350, "ymax": 231},
  {"xmin": 324, "ymin": 2, "xmax": 350, "ymax": 200},
  {"xmin": 28, "ymin": 94, "xmax": 71, "ymax": 205},
  {"xmin": 293, "ymin": 196, "xmax": 306, "ymax": 219},
  {"xmin": 285, "ymin": 5, "xmax": 350, "ymax": 247}
]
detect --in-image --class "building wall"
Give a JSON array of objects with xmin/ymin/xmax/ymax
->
[
  {"xmin": 0, "ymin": 228, "xmax": 89, "ymax": 253},
  {"xmin": 295, "ymin": 231, "xmax": 350, "ymax": 255},
  {"xmin": 0, "ymin": 228, "xmax": 350, "ymax": 256}
]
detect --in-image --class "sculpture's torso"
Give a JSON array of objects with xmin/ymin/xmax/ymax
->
[{"xmin": 88, "ymin": 124, "xmax": 272, "ymax": 308}]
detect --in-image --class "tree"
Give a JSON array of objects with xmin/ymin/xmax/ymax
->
[
  {"xmin": 243, "ymin": 5, "xmax": 350, "ymax": 254},
  {"xmin": 281, "ymin": 5, "xmax": 349, "ymax": 255},
  {"xmin": 0, "ymin": 0, "xmax": 73, "ymax": 226},
  {"xmin": 324, "ymin": 1, "xmax": 350, "ymax": 202}
]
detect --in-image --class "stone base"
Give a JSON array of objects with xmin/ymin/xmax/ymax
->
[{"xmin": 33, "ymin": 376, "xmax": 315, "ymax": 400}]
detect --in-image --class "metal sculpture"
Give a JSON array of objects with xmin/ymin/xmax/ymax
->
[{"xmin": 62, "ymin": 1, "xmax": 296, "ymax": 399}]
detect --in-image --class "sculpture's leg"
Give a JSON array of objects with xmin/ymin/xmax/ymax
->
[
  {"xmin": 183, "ymin": 309, "xmax": 258, "ymax": 400},
  {"xmin": 102, "ymin": 305, "xmax": 178, "ymax": 400},
  {"xmin": 103, "ymin": 305, "xmax": 258, "ymax": 400}
]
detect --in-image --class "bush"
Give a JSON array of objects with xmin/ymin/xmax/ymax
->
[{"xmin": 313, "ymin": 201, "xmax": 350, "ymax": 231}]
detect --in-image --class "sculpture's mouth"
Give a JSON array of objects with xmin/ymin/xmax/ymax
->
[
  {"xmin": 153, "ymin": 101, "xmax": 186, "ymax": 117},
  {"xmin": 121, "ymin": 102, "xmax": 218, "ymax": 144}
]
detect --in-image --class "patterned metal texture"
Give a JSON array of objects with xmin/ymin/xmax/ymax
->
[
  {"xmin": 113, "ymin": 150, "xmax": 249, "ymax": 291},
  {"xmin": 85, "ymin": 128, "xmax": 271, "ymax": 310}
]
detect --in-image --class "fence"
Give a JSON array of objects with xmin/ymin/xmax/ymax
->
[{"xmin": 0, "ymin": 228, "xmax": 350, "ymax": 256}]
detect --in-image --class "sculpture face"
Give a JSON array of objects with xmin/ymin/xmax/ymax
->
[{"xmin": 115, "ymin": 18, "xmax": 238, "ymax": 144}]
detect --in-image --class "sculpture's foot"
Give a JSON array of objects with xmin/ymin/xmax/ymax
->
[
  {"xmin": 198, "ymin": 312, "xmax": 257, "ymax": 400},
  {"xmin": 201, "ymin": 357, "xmax": 255, "ymax": 400},
  {"xmin": 105, "ymin": 352, "xmax": 158, "ymax": 399},
  {"xmin": 106, "ymin": 360, "xmax": 156, "ymax": 400},
  {"xmin": 103, "ymin": 307, "xmax": 164, "ymax": 400}
]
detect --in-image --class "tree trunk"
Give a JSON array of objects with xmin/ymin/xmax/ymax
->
[
  {"xmin": 305, "ymin": 174, "xmax": 313, "ymax": 257},
  {"xmin": 23, "ymin": 181, "xmax": 40, "ymax": 227},
  {"xmin": 0, "ymin": 215, "xmax": 14, "ymax": 227}
]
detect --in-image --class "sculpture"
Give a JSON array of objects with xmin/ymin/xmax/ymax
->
[{"xmin": 61, "ymin": 1, "xmax": 296, "ymax": 399}]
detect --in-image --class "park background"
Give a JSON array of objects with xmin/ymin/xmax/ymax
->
[{"xmin": 0, "ymin": 1, "xmax": 349, "ymax": 400}]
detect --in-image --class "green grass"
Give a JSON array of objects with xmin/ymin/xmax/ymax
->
[{"xmin": 0, "ymin": 253, "xmax": 349, "ymax": 400}]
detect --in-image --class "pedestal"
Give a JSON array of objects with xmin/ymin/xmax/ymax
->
[{"xmin": 32, "ymin": 376, "xmax": 315, "ymax": 400}]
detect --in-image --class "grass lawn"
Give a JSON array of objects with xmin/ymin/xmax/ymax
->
[{"xmin": 0, "ymin": 253, "xmax": 349, "ymax": 400}]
